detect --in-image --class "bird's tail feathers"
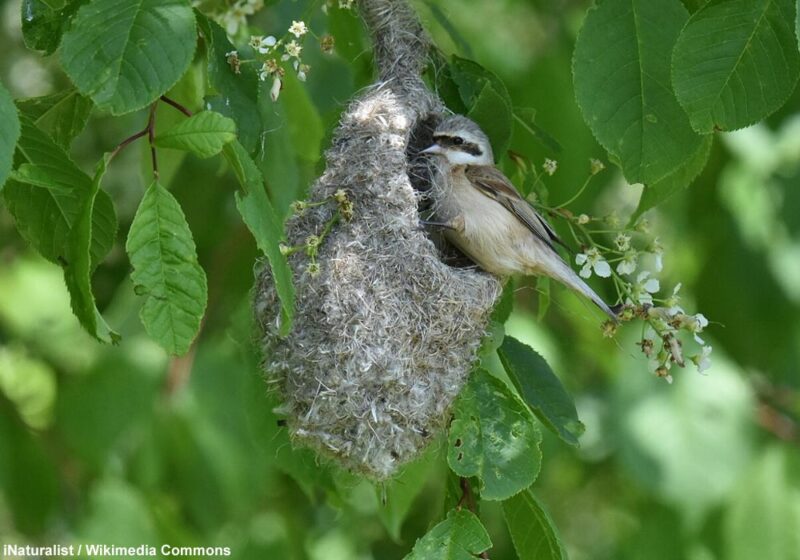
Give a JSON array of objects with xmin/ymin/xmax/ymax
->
[{"xmin": 549, "ymin": 259, "xmax": 618, "ymax": 322}]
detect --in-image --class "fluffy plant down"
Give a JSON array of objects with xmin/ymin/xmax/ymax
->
[{"xmin": 255, "ymin": 0, "xmax": 501, "ymax": 478}]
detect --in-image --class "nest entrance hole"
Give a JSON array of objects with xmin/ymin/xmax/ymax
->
[{"xmin": 406, "ymin": 112, "xmax": 479, "ymax": 270}]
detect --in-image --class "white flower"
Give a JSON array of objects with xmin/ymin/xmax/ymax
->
[
  {"xmin": 631, "ymin": 271, "xmax": 660, "ymax": 305},
  {"xmin": 284, "ymin": 40, "xmax": 302, "ymax": 58},
  {"xmin": 577, "ymin": 213, "xmax": 590, "ymax": 225},
  {"xmin": 270, "ymin": 76, "xmax": 282, "ymax": 101},
  {"xmin": 614, "ymin": 233, "xmax": 631, "ymax": 252},
  {"xmin": 686, "ymin": 313, "xmax": 709, "ymax": 344},
  {"xmin": 691, "ymin": 345, "xmax": 713, "ymax": 373},
  {"xmin": 222, "ymin": 10, "xmax": 247, "ymax": 35},
  {"xmin": 542, "ymin": 158, "xmax": 558, "ymax": 176},
  {"xmin": 289, "ymin": 20, "xmax": 308, "ymax": 38},
  {"xmin": 250, "ymin": 35, "xmax": 277, "ymax": 54},
  {"xmin": 576, "ymin": 247, "xmax": 611, "ymax": 278},
  {"xmin": 664, "ymin": 283, "xmax": 683, "ymax": 316},
  {"xmin": 616, "ymin": 249, "xmax": 638, "ymax": 275},
  {"xmin": 590, "ymin": 158, "xmax": 605, "ymax": 175},
  {"xmin": 297, "ymin": 63, "xmax": 309, "ymax": 82},
  {"xmin": 649, "ymin": 237, "xmax": 664, "ymax": 272}
]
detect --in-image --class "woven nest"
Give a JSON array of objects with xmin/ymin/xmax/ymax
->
[{"xmin": 255, "ymin": 0, "xmax": 502, "ymax": 479}]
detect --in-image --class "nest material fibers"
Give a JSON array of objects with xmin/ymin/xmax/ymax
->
[{"xmin": 255, "ymin": 0, "xmax": 502, "ymax": 478}]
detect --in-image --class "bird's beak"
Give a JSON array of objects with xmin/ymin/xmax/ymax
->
[{"xmin": 421, "ymin": 144, "xmax": 443, "ymax": 155}]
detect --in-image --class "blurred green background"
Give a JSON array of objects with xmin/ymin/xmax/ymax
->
[{"xmin": 1, "ymin": 0, "xmax": 799, "ymax": 558}]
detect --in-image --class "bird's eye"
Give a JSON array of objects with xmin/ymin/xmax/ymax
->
[{"xmin": 453, "ymin": 137, "xmax": 464, "ymax": 145}]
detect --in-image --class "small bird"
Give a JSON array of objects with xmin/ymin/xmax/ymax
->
[{"xmin": 421, "ymin": 115, "xmax": 617, "ymax": 321}]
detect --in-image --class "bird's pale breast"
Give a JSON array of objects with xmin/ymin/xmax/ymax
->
[{"xmin": 441, "ymin": 168, "xmax": 553, "ymax": 277}]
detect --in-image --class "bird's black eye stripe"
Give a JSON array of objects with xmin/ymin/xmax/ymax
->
[{"xmin": 432, "ymin": 134, "xmax": 483, "ymax": 156}]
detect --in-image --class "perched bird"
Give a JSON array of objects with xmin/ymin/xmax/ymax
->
[{"xmin": 421, "ymin": 115, "xmax": 617, "ymax": 321}]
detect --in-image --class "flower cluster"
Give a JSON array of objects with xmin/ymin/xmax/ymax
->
[
  {"xmin": 519, "ymin": 156, "xmax": 714, "ymax": 382},
  {"xmin": 248, "ymin": 18, "xmax": 311, "ymax": 101},
  {"xmin": 280, "ymin": 190, "xmax": 354, "ymax": 277}
]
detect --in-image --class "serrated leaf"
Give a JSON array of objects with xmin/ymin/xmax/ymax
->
[
  {"xmin": 631, "ymin": 134, "xmax": 712, "ymax": 222},
  {"xmin": 573, "ymin": 0, "xmax": 702, "ymax": 184},
  {"xmin": 0, "ymin": 82, "xmax": 20, "ymax": 192},
  {"xmin": 503, "ymin": 490, "xmax": 568, "ymax": 560},
  {"xmin": 672, "ymin": 0, "xmax": 800, "ymax": 133},
  {"xmin": 61, "ymin": 0, "xmax": 196, "ymax": 115},
  {"xmin": 405, "ymin": 509, "xmax": 492, "ymax": 560},
  {"xmin": 449, "ymin": 56, "xmax": 513, "ymax": 158},
  {"xmin": 225, "ymin": 141, "xmax": 295, "ymax": 336},
  {"xmin": 62, "ymin": 154, "xmax": 119, "ymax": 343},
  {"xmin": 21, "ymin": 0, "xmax": 85, "ymax": 55},
  {"xmin": 126, "ymin": 181, "xmax": 207, "ymax": 355},
  {"xmin": 10, "ymin": 164, "xmax": 70, "ymax": 192},
  {"xmin": 17, "ymin": 89, "xmax": 93, "ymax": 149},
  {"xmin": 497, "ymin": 336, "xmax": 584, "ymax": 446},
  {"xmin": 448, "ymin": 370, "xmax": 542, "ymax": 501},
  {"xmin": 154, "ymin": 111, "xmax": 236, "ymax": 158},
  {"xmin": 196, "ymin": 13, "xmax": 262, "ymax": 153},
  {"xmin": 4, "ymin": 115, "xmax": 117, "ymax": 268}
]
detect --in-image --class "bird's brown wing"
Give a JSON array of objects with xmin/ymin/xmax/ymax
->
[{"xmin": 465, "ymin": 165, "xmax": 566, "ymax": 253}]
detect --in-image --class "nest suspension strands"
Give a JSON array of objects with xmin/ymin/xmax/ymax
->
[{"xmin": 255, "ymin": 0, "xmax": 501, "ymax": 478}]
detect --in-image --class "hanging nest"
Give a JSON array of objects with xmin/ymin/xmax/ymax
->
[{"xmin": 255, "ymin": 0, "xmax": 502, "ymax": 479}]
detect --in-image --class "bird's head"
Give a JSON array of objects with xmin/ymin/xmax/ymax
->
[{"xmin": 422, "ymin": 115, "xmax": 494, "ymax": 166}]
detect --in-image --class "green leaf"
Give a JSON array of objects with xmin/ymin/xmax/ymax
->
[
  {"xmin": 448, "ymin": 370, "xmax": 542, "ymax": 501},
  {"xmin": 21, "ymin": 0, "xmax": 85, "ymax": 55},
  {"xmin": 62, "ymin": 154, "xmax": 119, "ymax": 343},
  {"xmin": 672, "ymin": 0, "xmax": 800, "ymax": 133},
  {"xmin": 196, "ymin": 13, "xmax": 262, "ymax": 153},
  {"xmin": 424, "ymin": 2, "xmax": 474, "ymax": 58},
  {"xmin": 631, "ymin": 134, "xmax": 712, "ymax": 222},
  {"xmin": 126, "ymin": 181, "xmax": 208, "ymax": 355},
  {"xmin": 154, "ymin": 111, "xmax": 236, "ymax": 158},
  {"xmin": 573, "ymin": 0, "xmax": 702, "ymax": 184},
  {"xmin": 225, "ymin": 141, "xmax": 295, "ymax": 336},
  {"xmin": 280, "ymin": 71, "xmax": 323, "ymax": 163},
  {"xmin": 4, "ymin": 115, "xmax": 117, "ymax": 269},
  {"xmin": 467, "ymin": 81, "xmax": 513, "ymax": 162},
  {"xmin": 497, "ymin": 336, "xmax": 584, "ymax": 446},
  {"xmin": 61, "ymin": 0, "xmax": 196, "ymax": 115},
  {"xmin": 724, "ymin": 447, "xmax": 800, "ymax": 560},
  {"xmin": 17, "ymin": 89, "xmax": 93, "ymax": 149},
  {"xmin": 503, "ymin": 490, "xmax": 568, "ymax": 560},
  {"xmin": 449, "ymin": 56, "xmax": 514, "ymax": 158},
  {"xmin": 513, "ymin": 109, "xmax": 563, "ymax": 155},
  {"xmin": 405, "ymin": 509, "xmax": 492, "ymax": 560},
  {"xmin": 0, "ymin": 81, "xmax": 20, "ymax": 192}
]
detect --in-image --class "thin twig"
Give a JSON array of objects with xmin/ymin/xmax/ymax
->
[
  {"xmin": 109, "ymin": 128, "xmax": 148, "ymax": 160},
  {"xmin": 160, "ymin": 95, "xmax": 193, "ymax": 117},
  {"xmin": 457, "ymin": 477, "xmax": 490, "ymax": 559},
  {"xmin": 147, "ymin": 103, "xmax": 159, "ymax": 179}
]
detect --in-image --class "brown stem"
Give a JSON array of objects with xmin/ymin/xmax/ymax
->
[
  {"xmin": 160, "ymin": 95, "xmax": 193, "ymax": 117},
  {"xmin": 109, "ymin": 128, "xmax": 148, "ymax": 160},
  {"xmin": 147, "ymin": 103, "xmax": 159, "ymax": 179},
  {"xmin": 456, "ymin": 477, "xmax": 489, "ymax": 559}
]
